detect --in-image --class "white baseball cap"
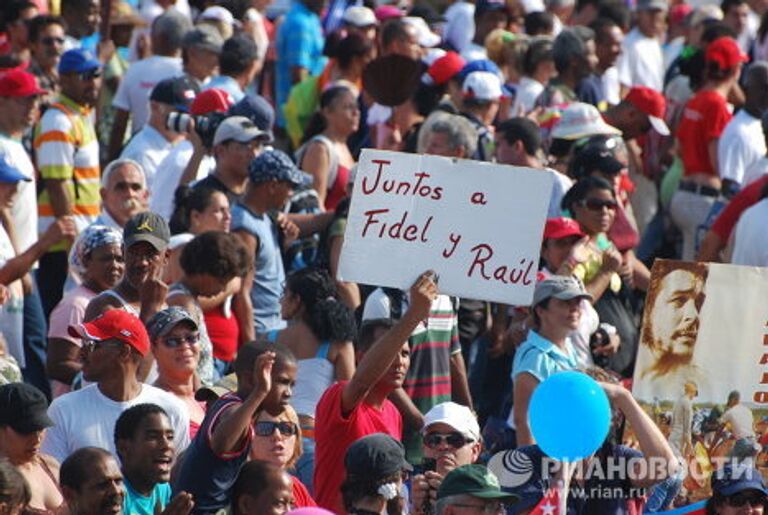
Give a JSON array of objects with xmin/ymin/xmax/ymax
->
[
  {"xmin": 403, "ymin": 16, "xmax": 441, "ymax": 48},
  {"xmin": 423, "ymin": 402, "xmax": 481, "ymax": 441},
  {"xmin": 462, "ymin": 71, "xmax": 504, "ymax": 102},
  {"xmin": 343, "ymin": 5, "xmax": 378, "ymax": 27},
  {"xmin": 551, "ymin": 102, "xmax": 622, "ymax": 140},
  {"xmin": 200, "ymin": 6, "xmax": 241, "ymax": 27}
]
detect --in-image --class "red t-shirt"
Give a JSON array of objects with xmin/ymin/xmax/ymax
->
[
  {"xmin": 292, "ymin": 476, "xmax": 317, "ymax": 508},
  {"xmin": 676, "ymin": 90, "xmax": 732, "ymax": 177},
  {"xmin": 313, "ymin": 381, "xmax": 403, "ymax": 513},
  {"xmin": 711, "ymin": 175, "xmax": 768, "ymax": 240}
]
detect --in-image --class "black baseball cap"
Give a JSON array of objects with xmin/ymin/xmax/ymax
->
[
  {"xmin": 345, "ymin": 433, "xmax": 413, "ymax": 479},
  {"xmin": 124, "ymin": 212, "xmax": 171, "ymax": 252},
  {"xmin": 0, "ymin": 383, "xmax": 54, "ymax": 434},
  {"xmin": 150, "ymin": 76, "xmax": 199, "ymax": 112}
]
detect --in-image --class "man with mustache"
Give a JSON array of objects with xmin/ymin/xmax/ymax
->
[
  {"xmin": 640, "ymin": 261, "xmax": 708, "ymax": 382},
  {"xmin": 92, "ymin": 158, "xmax": 149, "ymax": 230},
  {"xmin": 61, "ymin": 447, "xmax": 126, "ymax": 515}
]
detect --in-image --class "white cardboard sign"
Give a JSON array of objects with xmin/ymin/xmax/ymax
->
[{"xmin": 338, "ymin": 149, "xmax": 554, "ymax": 305}]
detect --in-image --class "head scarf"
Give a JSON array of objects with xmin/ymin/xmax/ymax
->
[{"xmin": 68, "ymin": 225, "xmax": 123, "ymax": 284}]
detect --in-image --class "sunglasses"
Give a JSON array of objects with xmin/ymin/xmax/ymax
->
[
  {"xmin": 423, "ymin": 432, "xmax": 473, "ymax": 449},
  {"xmin": 79, "ymin": 69, "xmax": 102, "ymax": 81},
  {"xmin": 82, "ymin": 339, "xmax": 123, "ymax": 353},
  {"xmin": 580, "ymin": 198, "xmax": 618, "ymax": 211},
  {"xmin": 727, "ymin": 491, "xmax": 767, "ymax": 507},
  {"xmin": 41, "ymin": 36, "xmax": 65, "ymax": 46},
  {"xmin": 254, "ymin": 421, "xmax": 298, "ymax": 437},
  {"xmin": 162, "ymin": 333, "xmax": 199, "ymax": 348}
]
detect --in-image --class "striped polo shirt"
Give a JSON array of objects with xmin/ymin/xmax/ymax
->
[{"xmin": 35, "ymin": 94, "xmax": 100, "ymax": 252}]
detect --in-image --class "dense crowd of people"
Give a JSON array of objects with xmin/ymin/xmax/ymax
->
[{"xmin": 1, "ymin": 0, "xmax": 768, "ymax": 512}]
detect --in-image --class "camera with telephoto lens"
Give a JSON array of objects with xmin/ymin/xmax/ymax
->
[{"xmin": 166, "ymin": 112, "xmax": 227, "ymax": 149}]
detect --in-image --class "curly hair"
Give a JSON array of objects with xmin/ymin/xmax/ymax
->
[
  {"xmin": 180, "ymin": 231, "xmax": 251, "ymax": 280},
  {"xmin": 285, "ymin": 267, "xmax": 357, "ymax": 342}
]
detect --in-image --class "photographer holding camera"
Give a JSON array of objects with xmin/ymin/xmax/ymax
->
[
  {"xmin": 120, "ymin": 76, "xmax": 199, "ymax": 192},
  {"xmin": 411, "ymin": 402, "xmax": 483, "ymax": 515},
  {"xmin": 150, "ymin": 88, "xmax": 234, "ymax": 221}
]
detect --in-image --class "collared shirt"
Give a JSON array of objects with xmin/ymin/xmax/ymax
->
[
  {"xmin": 120, "ymin": 124, "xmax": 174, "ymax": 192},
  {"xmin": 512, "ymin": 329, "xmax": 578, "ymax": 383},
  {"xmin": 34, "ymin": 94, "xmax": 100, "ymax": 252},
  {"xmin": 275, "ymin": 0, "xmax": 326, "ymax": 122},
  {"xmin": 203, "ymin": 75, "xmax": 244, "ymax": 102},
  {"xmin": 92, "ymin": 209, "xmax": 122, "ymax": 231}
]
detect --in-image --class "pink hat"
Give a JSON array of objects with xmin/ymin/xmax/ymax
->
[{"xmin": 375, "ymin": 5, "xmax": 404, "ymax": 21}]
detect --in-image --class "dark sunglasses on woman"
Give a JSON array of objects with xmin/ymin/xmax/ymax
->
[{"xmin": 254, "ymin": 421, "xmax": 298, "ymax": 437}]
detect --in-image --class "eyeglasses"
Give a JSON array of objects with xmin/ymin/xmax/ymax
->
[
  {"xmin": 727, "ymin": 491, "xmax": 767, "ymax": 507},
  {"xmin": 41, "ymin": 36, "xmax": 65, "ymax": 46},
  {"xmin": 451, "ymin": 502, "xmax": 508, "ymax": 514},
  {"xmin": 423, "ymin": 432, "xmax": 474, "ymax": 449},
  {"xmin": 162, "ymin": 333, "xmax": 200, "ymax": 348},
  {"xmin": 254, "ymin": 421, "xmax": 298, "ymax": 437},
  {"xmin": 79, "ymin": 69, "xmax": 102, "ymax": 81},
  {"xmin": 579, "ymin": 198, "xmax": 618, "ymax": 212}
]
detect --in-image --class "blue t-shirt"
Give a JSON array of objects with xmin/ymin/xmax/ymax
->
[
  {"xmin": 275, "ymin": 0, "xmax": 327, "ymax": 124},
  {"xmin": 512, "ymin": 330, "xmax": 578, "ymax": 383},
  {"xmin": 123, "ymin": 480, "xmax": 171, "ymax": 515}
]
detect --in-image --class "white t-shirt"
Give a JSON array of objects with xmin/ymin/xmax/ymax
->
[
  {"xmin": 0, "ymin": 135, "xmax": 37, "ymax": 255},
  {"xmin": 120, "ymin": 125, "xmax": 175, "ymax": 192},
  {"xmin": 743, "ymin": 156, "xmax": 768, "ymax": 186},
  {"xmin": 42, "ymin": 383, "xmax": 191, "ymax": 463},
  {"xmin": 616, "ymin": 28, "xmax": 664, "ymax": 92},
  {"xmin": 511, "ymin": 76, "xmax": 544, "ymax": 116},
  {"xmin": 112, "ymin": 56, "xmax": 183, "ymax": 133},
  {"xmin": 731, "ymin": 198, "xmax": 768, "ymax": 266},
  {"xmin": 444, "ymin": 1, "xmax": 475, "ymax": 53},
  {"xmin": 461, "ymin": 42, "xmax": 488, "ymax": 63},
  {"xmin": 546, "ymin": 168, "xmax": 572, "ymax": 218},
  {"xmin": 0, "ymin": 225, "xmax": 23, "ymax": 367},
  {"xmin": 721, "ymin": 403, "xmax": 755, "ymax": 439},
  {"xmin": 717, "ymin": 109, "xmax": 766, "ymax": 186},
  {"xmin": 601, "ymin": 66, "xmax": 621, "ymax": 106},
  {"xmin": 150, "ymin": 140, "xmax": 216, "ymax": 221}
]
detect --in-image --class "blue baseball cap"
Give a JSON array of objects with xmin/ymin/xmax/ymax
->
[
  {"xmin": 456, "ymin": 59, "xmax": 502, "ymax": 84},
  {"xmin": 58, "ymin": 48, "xmax": 102, "ymax": 75},
  {"xmin": 248, "ymin": 150, "xmax": 312, "ymax": 187},
  {"xmin": 712, "ymin": 464, "xmax": 768, "ymax": 497},
  {"xmin": 0, "ymin": 155, "xmax": 31, "ymax": 184}
]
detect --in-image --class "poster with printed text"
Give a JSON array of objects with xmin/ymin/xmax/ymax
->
[
  {"xmin": 337, "ymin": 149, "xmax": 554, "ymax": 306},
  {"xmin": 631, "ymin": 259, "xmax": 768, "ymax": 506}
]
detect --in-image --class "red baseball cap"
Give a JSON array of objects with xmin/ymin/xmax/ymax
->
[
  {"xmin": 624, "ymin": 86, "xmax": 669, "ymax": 136},
  {"xmin": 0, "ymin": 69, "xmax": 46, "ymax": 97},
  {"xmin": 543, "ymin": 217, "xmax": 586, "ymax": 240},
  {"xmin": 190, "ymin": 87, "xmax": 234, "ymax": 115},
  {"xmin": 69, "ymin": 310, "xmax": 150, "ymax": 357},
  {"xmin": 705, "ymin": 37, "xmax": 748, "ymax": 70},
  {"xmin": 427, "ymin": 51, "xmax": 466, "ymax": 86}
]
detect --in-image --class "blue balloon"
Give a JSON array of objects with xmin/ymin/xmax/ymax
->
[{"xmin": 529, "ymin": 371, "xmax": 611, "ymax": 462}]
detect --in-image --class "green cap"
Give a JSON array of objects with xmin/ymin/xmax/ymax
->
[{"xmin": 437, "ymin": 464, "xmax": 519, "ymax": 502}]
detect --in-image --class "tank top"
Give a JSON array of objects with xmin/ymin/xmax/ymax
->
[
  {"xmin": 203, "ymin": 300, "xmax": 239, "ymax": 362},
  {"xmin": 173, "ymin": 394, "xmax": 252, "ymax": 512},
  {"xmin": 297, "ymin": 134, "xmax": 350, "ymax": 211},
  {"xmin": 266, "ymin": 330, "xmax": 334, "ymax": 419},
  {"xmin": 102, "ymin": 289, "xmax": 140, "ymax": 316},
  {"xmin": 230, "ymin": 203, "xmax": 286, "ymax": 333},
  {"xmin": 21, "ymin": 457, "xmax": 65, "ymax": 515},
  {"xmin": 167, "ymin": 283, "xmax": 215, "ymax": 386}
]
